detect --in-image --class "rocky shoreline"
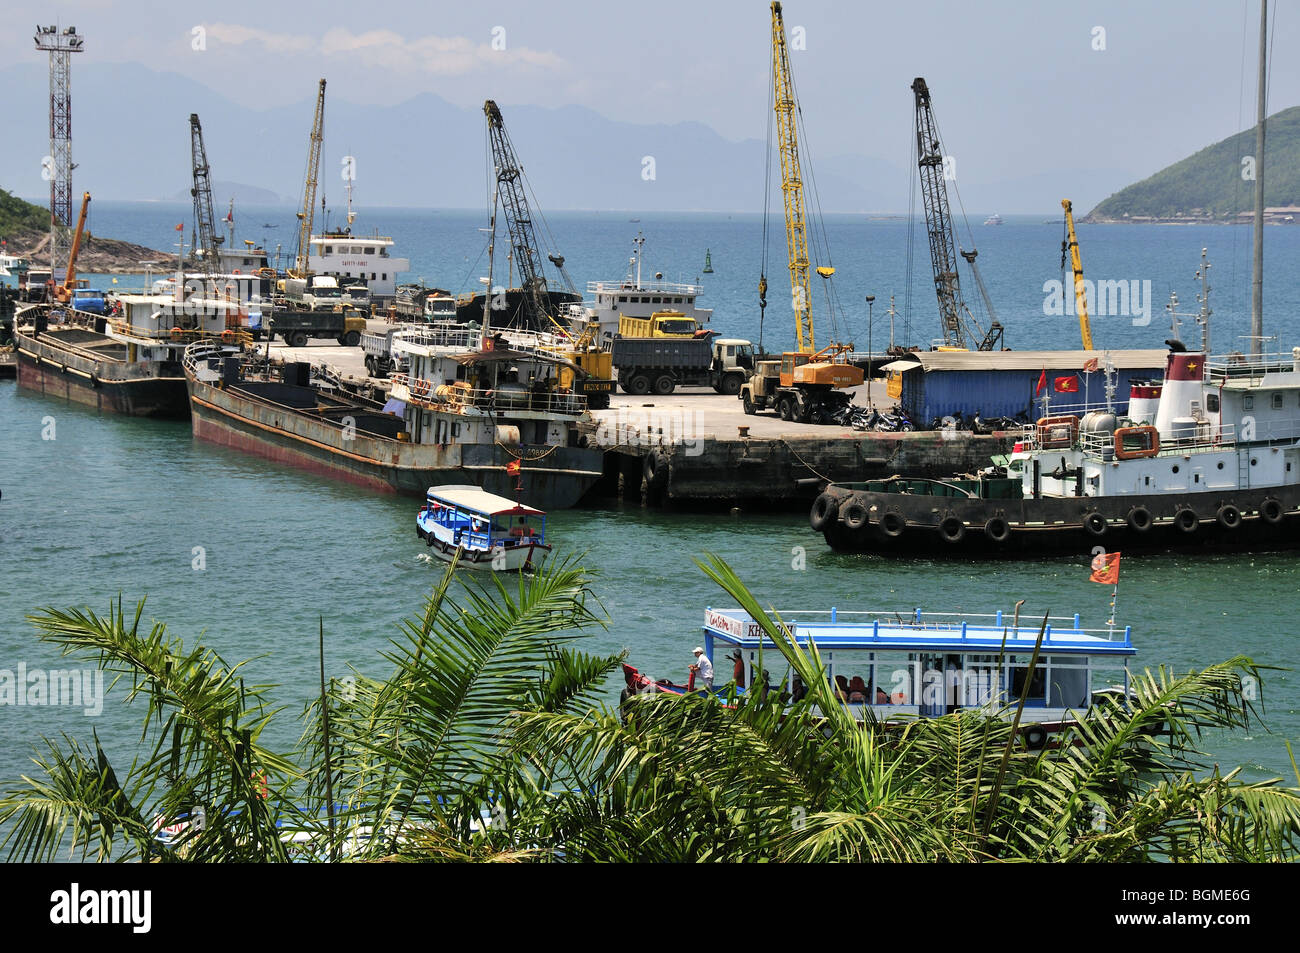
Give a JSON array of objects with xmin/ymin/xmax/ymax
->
[{"xmin": 4, "ymin": 228, "xmax": 176, "ymax": 274}]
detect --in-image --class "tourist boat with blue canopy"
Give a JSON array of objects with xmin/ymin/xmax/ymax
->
[
  {"xmin": 416, "ymin": 484, "xmax": 551, "ymax": 572},
  {"xmin": 623, "ymin": 604, "xmax": 1136, "ymax": 748}
]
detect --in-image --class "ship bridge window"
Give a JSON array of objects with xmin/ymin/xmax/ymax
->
[
  {"xmin": 618, "ymin": 296, "xmax": 628, "ymax": 303},
  {"xmin": 324, "ymin": 246, "xmax": 333, "ymax": 255},
  {"xmin": 652, "ymin": 296, "xmax": 661, "ymax": 304},
  {"xmin": 379, "ymin": 248, "xmax": 389, "ymax": 257},
  {"xmin": 366, "ymin": 247, "xmax": 376, "ymax": 255}
]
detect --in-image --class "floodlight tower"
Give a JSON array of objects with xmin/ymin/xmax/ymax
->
[{"xmin": 34, "ymin": 24, "xmax": 85, "ymax": 279}]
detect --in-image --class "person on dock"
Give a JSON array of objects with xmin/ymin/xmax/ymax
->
[{"xmin": 690, "ymin": 647, "xmax": 714, "ymax": 692}]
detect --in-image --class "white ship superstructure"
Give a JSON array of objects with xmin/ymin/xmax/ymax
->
[{"xmin": 571, "ymin": 233, "xmax": 712, "ymax": 342}]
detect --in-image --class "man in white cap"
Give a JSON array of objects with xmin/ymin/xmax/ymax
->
[{"xmin": 690, "ymin": 647, "xmax": 714, "ymax": 691}]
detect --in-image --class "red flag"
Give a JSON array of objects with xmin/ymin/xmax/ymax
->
[
  {"xmin": 175, "ymin": 222, "xmax": 184, "ymax": 232},
  {"xmin": 1035, "ymin": 368, "xmax": 1047, "ymax": 394},
  {"xmin": 1054, "ymin": 375, "xmax": 1079, "ymax": 393},
  {"xmin": 506, "ymin": 459, "xmax": 521, "ymax": 476},
  {"xmin": 1089, "ymin": 551, "xmax": 1120, "ymax": 585},
  {"xmin": 1082, "ymin": 357, "xmax": 1099, "ymax": 373}
]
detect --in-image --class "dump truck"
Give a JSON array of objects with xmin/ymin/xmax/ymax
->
[
  {"xmin": 611, "ymin": 336, "xmax": 754, "ymax": 396},
  {"xmin": 270, "ymin": 307, "xmax": 367, "ymax": 348},
  {"xmin": 617, "ymin": 310, "xmax": 705, "ymax": 339},
  {"xmin": 361, "ymin": 326, "xmax": 409, "ymax": 378}
]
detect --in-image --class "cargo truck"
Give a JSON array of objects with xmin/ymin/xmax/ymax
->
[
  {"xmin": 611, "ymin": 336, "xmax": 754, "ymax": 396},
  {"xmin": 271, "ymin": 307, "xmax": 367, "ymax": 348}
]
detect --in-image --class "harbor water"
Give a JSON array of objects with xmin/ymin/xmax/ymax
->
[{"xmin": 1, "ymin": 206, "xmax": 1297, "ymax": 793}]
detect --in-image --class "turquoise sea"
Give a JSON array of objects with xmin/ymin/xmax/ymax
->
[{"xmin": 1, "ymin": 204, "xmax": 1297, "ymax": 806}]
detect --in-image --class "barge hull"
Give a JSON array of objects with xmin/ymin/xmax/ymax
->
[
  {"xmin": 186, "ymin": 376, "xmax": 602, "ymax": 509},
  {"xmin": 14, "ymin": 332, "xmax": 187, "ymax": 419}
]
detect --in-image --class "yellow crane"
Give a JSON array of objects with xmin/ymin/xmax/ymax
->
[
  {"xmin": 52, "ymin": 191, "xmax": 91, "ymax": 305},
  {"xmin": 740, "ymin": 3, "xmax": 861, "ymax": 423},
  {"xmin": 291, "ymin": 79, "xmax": 326, "ymax": 279},
  {"xmin": 770, "ymin": 0, "xmax": 819, "ymax": 354},
  {"xmin": 1061, "ymin": 199, "xmax": 1094, "ymax": 350}
]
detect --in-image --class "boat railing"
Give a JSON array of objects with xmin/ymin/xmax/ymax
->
[
  {"xmin": 390, "ymin": 374, "xmax": 587, "ymax": 415},
  {"xmin": 709, "ymin": 607, "xmax": 1132, "ymax": 646},
  {"xmin": 391, "ymin": 324, "xmax": 482, "ymax": 353},
  {"xmin": 586, "ymin": 279, "xmax": 704, "ymax": 297},
  {"xmin": 1207, "ymin": 349, "xmax": 1300, "ymax": 385}
]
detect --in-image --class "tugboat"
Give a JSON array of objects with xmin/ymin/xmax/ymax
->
[{"xmin": 812, "ymin": 341, "xmax": 1300, "ymax": 554}]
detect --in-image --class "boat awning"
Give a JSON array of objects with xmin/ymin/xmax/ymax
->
[
  {"xmin": 425, "ymin": 483, "xmax": 545, "ymax": 516},
  {"xmin": 880, "ymin": 360, "xmax": 921, "ymax": 373}
]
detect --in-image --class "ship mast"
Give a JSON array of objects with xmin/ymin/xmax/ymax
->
[{"xmin": 1250, "ymin": 0, "xmax": 1267, "ymax": 357}]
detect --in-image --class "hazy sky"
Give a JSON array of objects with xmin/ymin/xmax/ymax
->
[{"xmin": 7, "ymin": 0, "xmax": 1293, "ymax": 197}]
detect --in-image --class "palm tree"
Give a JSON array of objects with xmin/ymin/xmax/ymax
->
[
  {"xmin": 0, "ymin": 556, "xmax": 622, "ymax": 863},
  {"xmin": 4, "ymin": 553, "xmax": 1297, "ymax": 862},
  {"xmin": 507, "ymin": 554, "xmax": 1300, "ymax": 862}
]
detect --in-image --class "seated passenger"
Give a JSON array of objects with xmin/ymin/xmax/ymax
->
[
  {"xmin": 848, "ymin": 675, "xmax": 867, "ymax": 703},
  {"xmin": 834, "ymin": 675, "xmax": 850, "ymax": 702}
]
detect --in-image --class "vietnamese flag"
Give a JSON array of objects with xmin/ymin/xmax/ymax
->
[
  {"xmin": 175, "ymin": 222, "xmax": 184, "ymax": 231},
  {"xmin": 506, "ymin": 459, "xmax": 521, "ymax": 476},
  {"xmin": 1036, "ymin": 368, "xmax": 1047, "ymax": 394},
  {"xmin": 1054, "ymin": 375, "xmax": 1080, "ymax": 393},
  {"xmin": 1089, "ymin": 551, "xmax": 1120, "ymax": 585}
]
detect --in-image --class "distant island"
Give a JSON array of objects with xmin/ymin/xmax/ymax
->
[
  {"xmin": 1086, "ymin": 105, "xmax": 1300, "ymax": 224},
  {"xmin": 167, "ymin": 180, "xmax": 283, "ymax": 206}
]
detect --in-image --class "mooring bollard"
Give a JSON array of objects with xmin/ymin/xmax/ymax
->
[{"xmin": 738, "ymin": 426, "xmax": 750, "ymax": 438}]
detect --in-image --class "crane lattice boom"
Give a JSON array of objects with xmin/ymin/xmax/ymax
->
[
  {"xmin": 189, "ymin": 113, "xmax": 220, "ymax": 281},
  {"xmin": 484, "ymin": 100, "xmax": 554, "ymax": 332},
  {"xmin": 293, "ymin": 79, "xmax": 326, "ymax": 278},
  {"xmin": 912, "ymin": 76, "xmax": 973, "ymax": 349},
  {"xmin": 770, "ymin": 1, "xmax": 815, "ymax": 353}
]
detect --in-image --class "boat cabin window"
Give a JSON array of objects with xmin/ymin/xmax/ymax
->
[
  {"xmin": 1272, "ymin": 393, "xmax": 1284, "ymax": 410},
  {"xmin": 1206, "ymin": 393, "xmax": 1219, "ymax": 413},
  {"xmin": 366, "ymin": 247, "xmax": 376, "ymax": 255},
  {"xmin": 1009, "ymin": 658, "xmax": 1046, "ymax": 705}
]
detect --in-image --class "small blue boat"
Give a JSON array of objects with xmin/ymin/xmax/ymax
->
[{"xmin": 415, "ymin": 484, "xmax": 551, "ymax": 571}]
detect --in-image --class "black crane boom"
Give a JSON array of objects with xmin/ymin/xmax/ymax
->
[{"xmin": 189, "ymin": 113, "xmax": 221, "ymax": 281}]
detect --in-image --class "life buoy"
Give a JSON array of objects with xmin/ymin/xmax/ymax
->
[
  {"xmin": 984, "ymin": 516, "xmax": 1011, "ymax": 543},
  {"xmin": 170, "ymin": 327, "xmax": 183, "ymax": 341},
  {"xmin": 1260, "ymin": 498, "xmax": 1284, "ymax": 525},
  {"xmin": 938, "ymin": 516, "xmax": 965, "ymax": 543},
  {"xmin": 879, "ymin": 511, "xmax": 905, "ymax": 538},
  {"xmin": 841, "ymin": 500, "xmax": 870, "ymax": 532},
  {"xmin": 1023, "ymin": 725, "xmax": 1048, "ymax": 751},
  {"xmin": 809, "ymin": 493, "xmax": 840, "ymax": 532},
  {"xmin": 1173, "ymin": 508, "xmax": 1199, "ymax": 533},
  {"xmin": 1216, "ymin": 504, "xmax": 1242, "ymax": 530},
  {"xmin": 233, "ymin": 269, "xmax": 241, "ymax": 275},
  {"xmin": 1083, "ymin": 512, "xmax": 1108, "ymax": 537},
  {"xmin": 1126, "ymin": 506, "xmax": 1153, "ymax": 533},
  {"xmin": 221, "ymin": 330, "xmax": 235, "ymax": 344}
]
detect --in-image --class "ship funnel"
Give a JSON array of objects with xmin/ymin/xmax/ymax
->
[{"xmin": 1153, "ymin": 350, "xmax": 1208, "ymax": 440}]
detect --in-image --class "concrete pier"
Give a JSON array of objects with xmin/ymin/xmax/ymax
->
[{"xmin": 268, "ymin": 329, "xmax": 1016, "ymax": 511}]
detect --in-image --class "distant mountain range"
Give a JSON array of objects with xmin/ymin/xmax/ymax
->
[
  {"xmin": 1087, "ymin": 105, "xmax": 1300, "ymax": 222},
  {"xmin": 0, "ymin": 62, "xmax": 1137, "ymax": 214}
]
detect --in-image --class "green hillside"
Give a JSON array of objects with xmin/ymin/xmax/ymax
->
[
  {"xmin": 1087, "ymin": 105, "xmax": 1300, "ymax": 221},
  {"xmin": 0, "ymin": 188, "xmax": 47, "ymax": 236}
]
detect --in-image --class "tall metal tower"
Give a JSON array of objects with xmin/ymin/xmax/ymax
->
[{"xmin": 34, "ymin": 24, "xmax": 85, "ymax": 279}]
